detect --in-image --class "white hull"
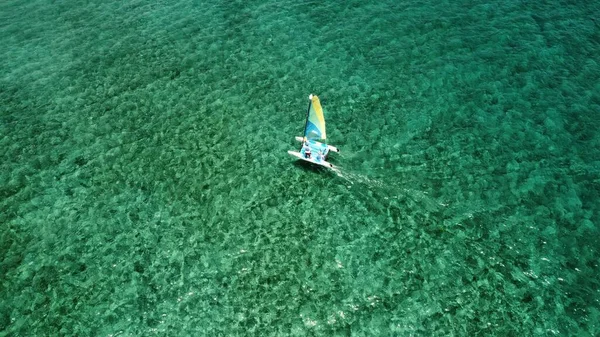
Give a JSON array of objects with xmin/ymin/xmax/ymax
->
[
  {"xmin": 287, "ymin": 151, "xmax": 334, "ymax": 169},
  {"xmin": 294, "ymin": 136, "xmax": 340, "ymax": 153}
]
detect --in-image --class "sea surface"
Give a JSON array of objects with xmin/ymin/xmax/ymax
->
[{"xmin": 1, "ymin": 0, "xmax": 599, "ymax": 336}]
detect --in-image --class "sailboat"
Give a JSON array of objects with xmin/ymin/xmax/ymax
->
[{"xmin": 288, "ymin": 94, "xmax": 340, "ymax": 168}]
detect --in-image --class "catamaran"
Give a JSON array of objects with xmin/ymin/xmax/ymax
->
[{"xmin": 288, "ymin": 94, "xmax": 340, "ymax": 168}]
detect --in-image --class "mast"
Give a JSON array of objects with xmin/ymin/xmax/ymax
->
[{"xmin": 302, "ymin": 94, "xmax": 313, "ymax": 139}]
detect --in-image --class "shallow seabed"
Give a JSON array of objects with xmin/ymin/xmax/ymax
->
[{"xmin": 1, "ymin": 0, "xmax": 599, "ymax": 336}]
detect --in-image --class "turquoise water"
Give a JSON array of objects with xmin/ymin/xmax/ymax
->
[{"xmin": 1, "ymin": 0, "xmax": 599, "ymax": 335}]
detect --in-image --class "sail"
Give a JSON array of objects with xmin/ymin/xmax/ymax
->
[{"xmin": 304, "ymin": 94, "xmax": 327, "ymax": 142}]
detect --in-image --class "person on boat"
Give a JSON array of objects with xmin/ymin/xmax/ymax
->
[
  {"xmin": 303, "ymin": 139, "xmax": 312, "ymax": 159},
  {"xmin": 304, "ymin": 147, "xmax": 312, "ymax": 159}
]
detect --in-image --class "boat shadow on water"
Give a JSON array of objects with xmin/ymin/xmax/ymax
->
[{"xmin": 291, "ymin": 158, "xmax": 338, "ymax": 174}]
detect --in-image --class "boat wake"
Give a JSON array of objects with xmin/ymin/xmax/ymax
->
[
  {"xmin": 331, "ymin": 166, "xmax": 385, "ymax": 189},
  {"xmin": 331, "ymin": 162, "xmax": 445, "ymax": 215}
]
